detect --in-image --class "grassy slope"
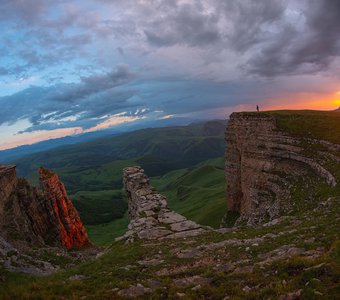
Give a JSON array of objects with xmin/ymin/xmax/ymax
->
[
  {"xmin": 151, "ymin": 157, "xmax": 226, "ymax": 228},
  {"xmin": 1, "ymin": 197, "xmax": 339, "ymax": 299},
  {"xmin": 86, "ymin": 157, "xmax": 226, "ymax": 245},
  {"xmin": 71, "ymin": 190, "xmax": 127, "ymax": 225},
  {"xmin": 13, "ymin": 120, "xmax": 226, "ymax": 178},
  {"xmin": 60, "ymin": 159, "xmax": 137, "ymax": 194},
  {"xmin": 240, "ymin": 110, "xmax": 340, "ymax": 144},
  {"xmin": 270, "ymin": 110, "xmax": 340, "ymax": 144},
  {"xmin": 85, "ymin": 215, "xmax": 130, "ymax": 246}
]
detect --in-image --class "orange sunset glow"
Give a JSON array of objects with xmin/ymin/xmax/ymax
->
[{"xmin": 265, "ymin": 91, "xmax": 340, "ymax": 111}]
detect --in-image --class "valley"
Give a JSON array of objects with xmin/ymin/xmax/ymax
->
[
  {"xmin": 0, "ymin": 111, "xmax": 339, "ymax": 299},
  {"xmin": 6, "ymin": 120, "xmax": 226, "ymax": 245}
]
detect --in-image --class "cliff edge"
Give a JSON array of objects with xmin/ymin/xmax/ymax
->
[{"xmin": 225, "ymin": 111, "xmax": 340, "ymax": 225}]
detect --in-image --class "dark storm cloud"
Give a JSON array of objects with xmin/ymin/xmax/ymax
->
[
  {"xmin": 248, "ymin": 0, "xmax": 340, "ymax": 76},
  {"xmin": 2, "ymin": 0, "xmax": 340, "ymax": 80},
  {"xmin": 0, "ymin": 65, "xmax": 139, "ymax": 131},
  {"xmin": 144, "ymin": 2, "xmax": 220, "ymax": 47},
  {"xmin": 141, "ymin": 0, "xmax": 285, "ymax": 50},
  {"xmin": 224, "ymin": 0, "xmax": 285, "ymax": 52},
  {"xmin": 138, "ymin": 0, "xmax": 340, "ymax": 77},
  {"xmin": 45, "ymin": 65, "xmax": 136, "ymax": 103}
]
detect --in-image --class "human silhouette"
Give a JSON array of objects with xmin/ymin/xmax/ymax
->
[{"xmin": 256, "ymin": 105, "xmax": 259, "ymax": 112}]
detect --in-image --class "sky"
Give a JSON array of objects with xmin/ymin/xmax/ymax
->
[{"xmin": 0, "ymin": 0, "xmax": 340, "ymax": 150}]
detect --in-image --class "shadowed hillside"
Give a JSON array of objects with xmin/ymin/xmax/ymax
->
[{"xmin": 12, "ymin": 120, "xmax": 226, "ymax": 179}]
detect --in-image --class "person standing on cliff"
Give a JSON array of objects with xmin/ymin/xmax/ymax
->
[{"xmin": 257, "ymin": 105, "xmax": 260, "ymax": 112}]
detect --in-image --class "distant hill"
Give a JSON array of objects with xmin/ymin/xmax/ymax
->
[
  {"xmin": 335, "ymin": 107, "xmax": 340, "ymax": 112},
  {"xmin": 0, "ymin": 131, "xmax": 119, "ymax": 163},
  {"xmin": 11, "ymin": 120, "xmax": 227, "ymax": 179},
  {"xmin": 0, "ymin": 116, "xmax": 198, "ymax": 162}
]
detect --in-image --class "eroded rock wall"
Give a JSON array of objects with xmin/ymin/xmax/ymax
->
[
  {"xmin": 39, "ymin": 168, "xmax": 90, "ymax": 248},
  {"xmin": 0, "ymin": 165, "xmax": 17, "ymax": 216},
  {"xmin": 225, "ymin": 113, "xmax": 339, "ymax": 225},
  {"xmin": 0, "ymin": 165, "xmax": 89, "ymax": 249},
  {"xmin": 120, "ymin": 166, "xmax": 206, "ymax": 241}
]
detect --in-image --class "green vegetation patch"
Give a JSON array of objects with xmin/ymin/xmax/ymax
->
[
  {"xmin": 71, "ymin": 190, "xmax": 127, "ymax": 225},
  {"xmin": 85, "ymin": 216, "xmax": 129, "ymax": 246},
  {"xmin": 267, "ymin": 110, "xmax": 340, "ymax": 144},
  {"xmin": 151, "ymin": 157, "xmax": 226, "ymax": 228}
]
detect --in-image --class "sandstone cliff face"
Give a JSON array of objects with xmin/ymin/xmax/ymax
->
[
  {"xmin": 120, "ymin": 166, "xmax": 206, "ymax": 241},
  {"xmin": 225, "ymin": 113, "xmax": 339, "ymax": 225},
  {"xmin": 0, "ymin": 165, "xmax": 89, "ymax": 249}
]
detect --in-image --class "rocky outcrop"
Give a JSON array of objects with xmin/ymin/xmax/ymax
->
[
  {"xmin": 38, "ymin": 167, "xmax": 90, "ymax": 249},
  {"xmin": 119, "ymin": 166, "xmax": 206, "ymax": 241},
  {"xmin": 0, "ymin": 165, "xmax": 89, "ymax": 249},
  {"xmin": 0, "ymin": 236, "xmax": 56, "ymax": 275},
  {"xmin": 225, "ymin": 113, "xmax": 339, "ymax": 225},
  {"xmin": 0, "ymin": 165, "xmax": 17, "ymax": 216}
]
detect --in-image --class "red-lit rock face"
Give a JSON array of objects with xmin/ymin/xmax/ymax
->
[
  {"xmin": 0, "ymin": 165, "xmax": 89, "ymax": 249},
  {"xmin": 39, "ymin": 168, "xmax": 90, "ymax": 249}
]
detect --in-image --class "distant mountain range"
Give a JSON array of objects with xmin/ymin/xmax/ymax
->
[
  {"xmin": 0, "ymin": 116, "xmax": 199, "ymax": 162},
  {"xmin": 8, "ymin": 119, "xmax": 227, "ymax": 180}
]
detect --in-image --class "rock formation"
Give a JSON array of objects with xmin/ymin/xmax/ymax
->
[
  {"xmin": 225, "ymin": 112, "xmax": 339, "ymax": 225},
  {"xmin": 120, "ymin": 166, "xmax": 206, "ymax": 241},
  {"xmin": 0, "ymin": 165, "xmax": 89, "ymax": 249},
  {"xmin": 38, "ymin": 167, "xmax": 90, "ymax": 249}
]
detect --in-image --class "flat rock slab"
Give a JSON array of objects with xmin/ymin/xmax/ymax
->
[
  {"xmin": 170, "ymin": 220, "xmax": 201, "ymax": 232},
  {"xmin": 158, "ymin": 212, "xmax": 187, "ymax": 224},
  {"xmin": 117, "ymin": 284, "xmax": 151, "ymax": 298},
  {"xmin": 172, "ymin": 275, "xmax": 212, "ymax": 288}
]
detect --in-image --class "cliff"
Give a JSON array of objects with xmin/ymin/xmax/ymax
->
[
  {"xmin": 0, "ymin": 165, "xmax": 89, "ymax": 249},
  {"xmin": 119, "ymin": 166, "xmax": 206, "ymax": 241},
  {"xmin": 225, "ymin": 111, "xmax": 340, "ymax": 225},
  {"xmin": 0, "ymin": 165, "xmax": 17, "ymax": 216},
  {"xmin": 38, "ymin": 167, "xmax": 90, "ymax": 248}
]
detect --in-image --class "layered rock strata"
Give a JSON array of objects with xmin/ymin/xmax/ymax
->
[
  {"xmin": 120, "ymin": 166, "xmax": 206, "ymax": 241},
  {"xmin": 225, "ymin": 113, "xmax": 339, "ymax": 225},
  {"xmin": 0, "ymin": 165, "xmax": 89, "ymax": 249}
]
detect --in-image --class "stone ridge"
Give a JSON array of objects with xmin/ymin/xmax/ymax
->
[
  {"xmin": 0, "ymin": 165, "xmax": 90, "ymax": 249},
  {"xmin": 225, "ymin": 113, "xmax": 339, "ymax": 225},
  {"xmin": 119, "ymin": 166, "xmax": 206, "ymax": 241}
]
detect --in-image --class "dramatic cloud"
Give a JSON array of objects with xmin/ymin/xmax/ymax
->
[
  {"xmin": 0, "ymin": 65, "xmax": 139, "ymax": 133},
  {"xmin": 0, "ymin": 0, "xmax": 339, "ymax": 149},
  {"xmin": 144, "ymin": 2, "xmax": 221, "ymax": 47},
  {"xmin": 248, "ymin": 0, "xmax": 340, "ymax": 76}
]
